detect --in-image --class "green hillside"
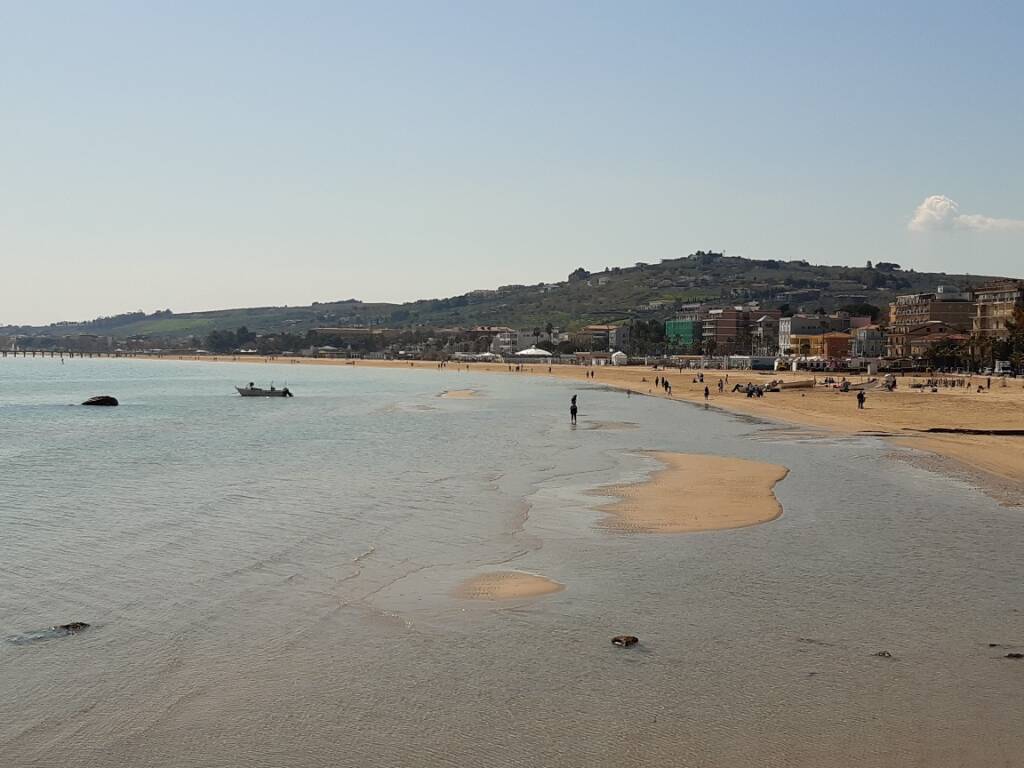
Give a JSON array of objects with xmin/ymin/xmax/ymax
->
[{"xmin": 5, "ymin": 253, "xmax": 1010, "ymax": 341}]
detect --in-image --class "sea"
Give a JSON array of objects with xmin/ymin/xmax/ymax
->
[{"xmin": 1, "ymin": 357, "xmax": 1021, "ymax": 767}]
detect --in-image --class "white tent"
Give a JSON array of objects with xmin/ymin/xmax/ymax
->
[
  {"xmin": 611, "ymin": 350, "xmax": 628, "ymax": 366},
  {"xmin": 516, "ymin": 346, "xmax": 553, "ymax": 357}
]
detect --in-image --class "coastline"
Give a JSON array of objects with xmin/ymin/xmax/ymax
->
[{"xmin": 93, "ymin": 354, "xmax": 1024, "ymax": 498}]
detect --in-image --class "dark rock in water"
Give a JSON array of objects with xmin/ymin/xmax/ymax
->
[
  {"xmin": 82, "ymin": 396, "xmax": 118, "ymax": 406},
  {"xmin": 611, "ymin": 635, "xmax": 639, "ymax": 647},
  {"xmin": 872, "ymin": 650, "xmax": 893, "ymax": 658},
  {"xmin": 55, "ymin": 622, "xmax": 90, "ymax": 634},
  {"xmin": 1006, "ymin": 653, "xmax": 1024, "ymax": 659}
]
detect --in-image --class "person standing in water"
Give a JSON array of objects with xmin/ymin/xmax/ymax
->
[{"xmin": 570, "ymin": 395, "xmax": 578, "ymax": 425}]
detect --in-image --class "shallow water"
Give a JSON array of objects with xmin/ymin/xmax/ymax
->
[{"xmin": 1, "ymin": 358, "xmax": 1021, "ymax": 767}]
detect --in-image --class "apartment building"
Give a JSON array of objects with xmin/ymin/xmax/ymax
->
[
  {"xmin": 972, "ymin": 280, "xmax": 1024, "ymax": 339},
  {"xmin": 887, "ymin": 287, "xmax": 974, "ymax": 358}
]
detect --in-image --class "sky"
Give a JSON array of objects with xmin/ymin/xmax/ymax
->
[{"xmin": 2, "ymin": 1, "xmax": 1023, "ymax": 325}]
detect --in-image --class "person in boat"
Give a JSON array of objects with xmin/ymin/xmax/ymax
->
[{"xmin": 248, "ymin": 382, "xmax": 255, "ymax": 389}]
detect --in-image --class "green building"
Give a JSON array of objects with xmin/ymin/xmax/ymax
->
[{"xmin": 665, "ymin": 318, "xmax": 701, "ymax": 348}]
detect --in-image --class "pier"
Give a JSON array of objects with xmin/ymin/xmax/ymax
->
[{"xmin": 0, "ymin": 350, "xmax": 138, "ymax": 359}]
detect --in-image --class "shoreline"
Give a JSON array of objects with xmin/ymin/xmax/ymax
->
[{"xmin": 57, "ymin": 354, "xmax": 1024, "ymax": 500}]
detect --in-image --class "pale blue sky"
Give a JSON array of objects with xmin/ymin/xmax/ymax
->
[{"xmin": 3, "ymin": 1, "xmax": 1023, "ymax": 325}]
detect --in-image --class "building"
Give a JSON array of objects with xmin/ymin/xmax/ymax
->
[
  {"xmin": 702, "ymin": 308, "xmax": 748, "ymax": 355},
  {"xmin": 851, "ymin": 325, "xmax": 886, "ymax": 358},
  {"xmin": 972, "ymin": 280, "xmax": 1024, "ymax": 339},
  {"xmin": 750, "ymin": 315, "xmax": 780, "ymax": 357},
  {"xmin": 665, "ymin": 305, "xmax": 704, "ymax": 351},
  {"xmin": 905, "ymin": 322, "xmax": 971, "ymax": 359},
  {"xmin": 489, "ymin": 330, "xmax": 524, "ymax": 356},
  {"xmin": 778, "ymin": 316, "xmax": 830, "ymax": 354},
  {"xmin": 788, "ymin": 333, "xmax": 825, "ymax": 357},
  {"xmin": 702, "ymin": 309, "xmax": 781, "ymax": 355},
  {"xmin": 821, "ymin": 332, "xmax": 852, "ymax": 359},
  {"xmin": 887, "ymin": 287, "xmax": 974, "ymax": 358},
  {"xmin": 665, "ymin": 318, "xmax": 701, "ymax": 349},
  {"xmin": 576, "ymin": 324, "xmax": 630, "ymax": 352}
]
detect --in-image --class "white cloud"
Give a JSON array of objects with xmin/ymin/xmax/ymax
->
[{"xmin": 909, "ymin": 195, "xmax": 1024, "ymax": 232}]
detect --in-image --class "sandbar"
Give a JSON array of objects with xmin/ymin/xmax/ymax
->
[
  {"xmin": 596, "ymin": 452, "xmax": 788, "ymax": 533},
  {"xmin": 439, "ymin": 389, "xmax": 481, "ymax": 399},
  {"xmin": 456, "ymin": 571, "xmax": 564, "ymax": 600}
]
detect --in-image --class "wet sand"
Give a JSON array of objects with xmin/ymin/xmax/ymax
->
[
  {"xmin": 456, "ymin": 571, "xmax": 564, "ymax": 599},
  {"xmin": 596, "ymin": 452, "xmax": 788, "ymax": 533}
]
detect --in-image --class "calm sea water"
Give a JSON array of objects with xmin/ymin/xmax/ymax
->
[{"xmin": 1, "ymin": 358, "xmax": 1021, "ymax": 767}]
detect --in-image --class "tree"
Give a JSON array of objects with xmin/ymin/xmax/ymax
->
[
  {"xmin": 996, "ymin": 306, "xmax": 1024, "ymax": 372},
  {"xmin": 866, "ymin": 260, "xmax": 873, "ymax": 269},
  {"xmin": 545, "ymin": 322, "xmax": 554, "ymax": 339},
  {"xmin": 204, "ymin": 329, "xmax": 237, "ymax": 353},
  {"xmin": 839, "ymin": 303, "xmax": 882, "ymax": 322},
  {"xmin": 924, "ymin": 339, "xmax": 967, "ymax": 370}
]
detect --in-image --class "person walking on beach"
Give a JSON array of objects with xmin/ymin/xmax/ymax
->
[
  {"xmin": 857, "ymin": 390, "xmax": 866, "ymax": 410},
  {"xmin": 704, "ymin": 385, "xmax": 710, "ymax": 401},
  {"xmin": 570, "ymin": 395, "xmax": 578, "ymax": 425}
]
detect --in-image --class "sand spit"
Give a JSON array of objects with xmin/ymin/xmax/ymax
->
[
  {"xmin": 456, "ymin": 571, "xmax": 564, "ymax": 600},
  {"xmin": 596, "ymin": 452, "xmax": 788, "ymax": 533}
]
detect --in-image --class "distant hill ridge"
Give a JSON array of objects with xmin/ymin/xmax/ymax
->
[{"xmin": 4, "ymin": 253, "xmax": 1011, "ymax": 339}]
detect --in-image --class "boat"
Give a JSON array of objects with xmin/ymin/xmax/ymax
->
[
  {"xmin": 236, "ymin": 382, "xmax": 293, "ymax": 397},
  {"xmin": 777, "ymin": 379, "xmax": 816, "ymax": 390}
]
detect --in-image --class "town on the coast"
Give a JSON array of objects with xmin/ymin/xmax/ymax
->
[{"xmin": 3, "ymin": 255, "xmax": 1023, "ymax": 375}]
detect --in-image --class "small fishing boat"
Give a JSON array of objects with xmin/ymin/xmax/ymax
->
[{"xmin": 236, "ymin": 382, "xmax": 293, "ymax": 397}]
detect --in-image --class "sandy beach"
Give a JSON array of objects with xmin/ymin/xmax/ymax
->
[
  {"xmin": 456, "ymin": 571, "xmax": 564, "ymax": 600},
  {"xmin": 596, "ymin": 452, "xmax": 788, "ymax": 533},
  {"xmin": 144, "ymin": 354, "xmax": 1024, "ymax": 495}
]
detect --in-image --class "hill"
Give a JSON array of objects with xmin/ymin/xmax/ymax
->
[{"xmin": 4, "ymin": 253, "xmax": 1010, "ymax": 341}]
